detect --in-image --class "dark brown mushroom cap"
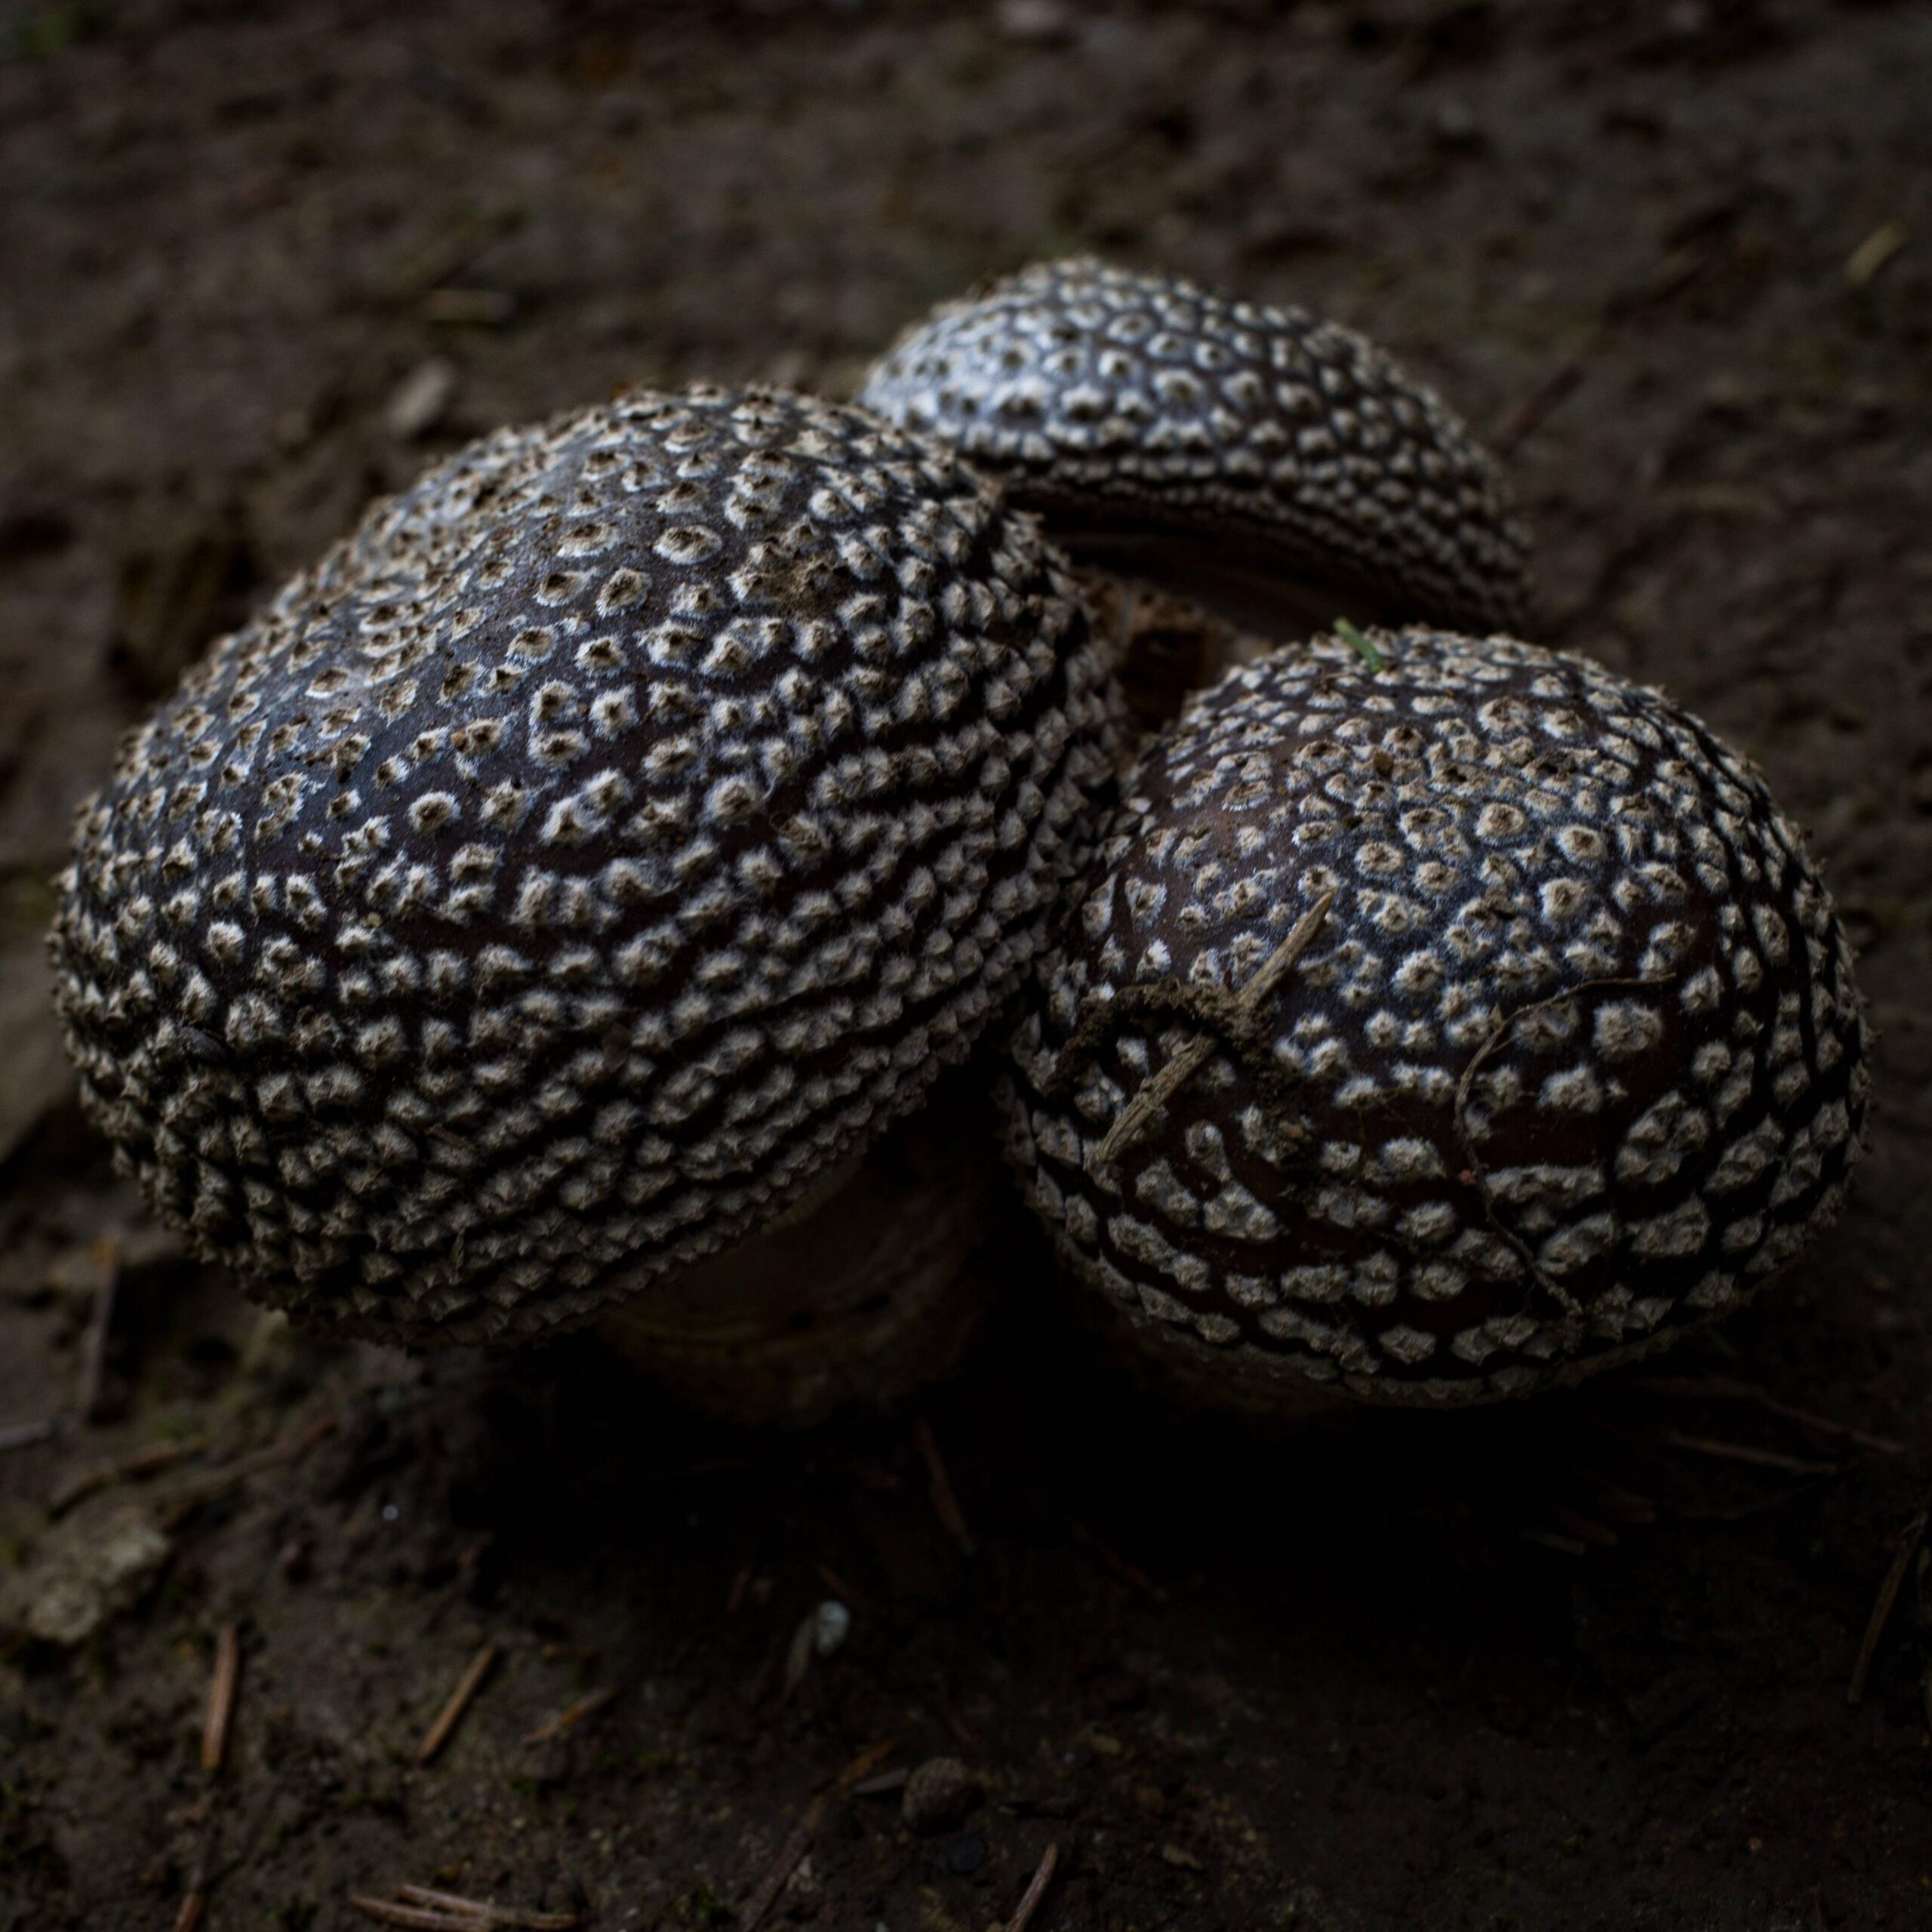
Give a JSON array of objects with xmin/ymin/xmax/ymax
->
[
  {"xmin": 1002, "ymin": 629, "xmax": 1870, "ymax": 1404},
  {"xmin": 859, "ymin": 258, "xmax": 1532, "ymax": 637},
  {"xmin": 51, "ymin": 386, "xmax": 1121, "ymax": 1346}
]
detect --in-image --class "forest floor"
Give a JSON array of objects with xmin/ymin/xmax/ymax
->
[{"xmin": 1, "ymin": 2, "xmax": 1930, "ymax": 1927}]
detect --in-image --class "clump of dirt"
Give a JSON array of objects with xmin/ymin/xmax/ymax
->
[{"xmin": 2, "ymin": 3, "xmax": 1930, "ymax": 1927}]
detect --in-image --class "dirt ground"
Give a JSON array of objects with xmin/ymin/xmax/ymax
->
[{"xmin": 2, "ymin": 2, "xmax": 1930, "ymax": 1927}]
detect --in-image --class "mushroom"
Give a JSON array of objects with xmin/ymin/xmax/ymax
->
[
  {"xmin": 859, "ymin": 258, "xmax": 1532, "ymax": 649},
  {"xmin": 595, "ymin": 1063, "xmax": 1001, "ymax": 1426},
  {"xmin": 1001, "ymin": 627, "xmax": 1869, "ymax": 1406},
  {"xmin": 50, "ymin": 386, "xmax": 1121, "ymax": 1374}
]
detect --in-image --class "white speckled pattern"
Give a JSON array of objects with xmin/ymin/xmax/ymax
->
[
  {"xmin": 1001, "ymin": 629, "xmax": 1869, "ymax": 1404},
  {"xmin": 51, "ymin": 387, "xmax": 1122, "ymax": 1345},
  {"xmin": 860, "ymin": 258, "xmax": 1531, "ymax": 635}
]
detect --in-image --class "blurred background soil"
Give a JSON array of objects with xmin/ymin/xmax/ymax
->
[{"xmin": 1, "ymin": 2, "xmax": 1930, "ymax": 1927}]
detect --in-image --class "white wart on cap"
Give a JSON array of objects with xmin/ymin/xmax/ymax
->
[
  {"xmin": 51, "ymin": 387, "xmax": 1120, "ymax": 1346},
  {"xmin": 860, "ymin": 258, "xmax": 1532, "ymax": 637},
  {"xmin": 1003, "ymin": 629, "xmax": 1869, "ymax": 1403}
]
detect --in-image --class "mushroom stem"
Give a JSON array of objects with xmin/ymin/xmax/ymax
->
[
  {"xmin": 596, "ymin": 1075, "xmax": 1001, "ymax": 1427},
  {"xmin": 1063, "ymin": 528, "xmax": 1389, "ymax": 654}
]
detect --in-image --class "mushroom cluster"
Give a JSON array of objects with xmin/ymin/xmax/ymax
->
[{"xmin": 48, "ymin": 260, "xmax": 1869, "ymax": 1426}]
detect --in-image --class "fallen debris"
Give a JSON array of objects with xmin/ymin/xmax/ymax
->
[
  {"xmin": 155, "ymin": 1411, "xmax": 339, "ymax": 1529},
  {"xmin": 1006, "ymin": 1841, "xmax": 1060, "ymax": 1932},
  {"xmin": 398, "ymin": 1884, "xmax": 577, "ymax": 1929},
  {"xmin": 1847, "ymin": 1479, "xmax": 1932, "ymax": 1706},
  {"xmin": 0, "ymin": 1500, "xmax": 172, "ymax": 1647},
  {"xmin": 0, "ymin": 1417, "xmax": 57, "ymax": 1453},
  {"xmin": 1661, "ymin": 1430, "xmax": 1844, "ymax": 1477},
  {"xmin": 1635, "ymin": 1374, "xmax": 1905, "ymax": 1457},
  {"xmin": 1494, "ymin": 339, "xmax": 1594, "ymax": 454},
  {"xmin": 902, "ymin": 1755, "xmax": 982, "ymax": 1835},
  {"xmin": 1845, "ymin": 219, "xmax": 1908, "ymax": 289},
  {"xmin": 522, "ymin": 1684, "xmax": 615, "ymax": 1747},
  {"xmin": 201, "ymin": 1623, "xmax": 241, "ymax": 1772},
  {"xmin": 72, "ymin": 1248, "xmax": 120, "ymax": 1423},
  {"xmin": 913, "ymin": 1418, "xmax": 976, "ymax": 1557},
  {"xmin": 350, "ymin": 1887, "xmax": 578, "ymax": 1930},
  {"xmin": 1520, "ymin": 1528, "xmax": 1589, "ymax": 1558},
  {"xmin": 1066, "ymin": 1516, "xmax": 1158, "ymax": 1596},
  {"xmin": 50, "ymin": 1433, "xmax": 208, "ymax": 1517},
  {"xmin": 739, "ymin": 1740, "xmax": 896, "ymax": 1931},
  {"xmin": 418, "ymin": 1640, "xmax": 500, "ymax": 1764},
  {"xmin": 1093, "ymin": 894, "xmax": 1333, "ymax": 1167},
  {"xmin": 386, "ymin": 356, "xmax": 459, "ymax": 440}
]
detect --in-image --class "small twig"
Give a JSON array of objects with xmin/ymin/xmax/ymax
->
[
  {"xmin": 1588, "ymin": 1479, "xmax": 1657, "ymax": 1527},
  {"xmin": 738, "ymin": 1790, "xmax": 830, "ymax": 1932},
  {"xmin": 1662, "ymin": 1429, "xmax": 1844, "ymax": 1477},
  {"xmin": 1007, "ymin": 1841, "xmax": 1060, "ymax": 1932},
  {"xmin": 0, "ymin": 1417, "xmax": 57, "ymax": 1454},
  {"xmin": 913, "ymin": 1418, "xmax": 976, "ymax": 1558},
  {"xmin": 1496, "ymin": 227, "xmax": 1733, "ymax": 459},
  {"xmin": 783, "ymin": 1609, "xmax": 819, "ymax": 1700},
  {"xmin": 74, "ymin": 1257, "xmax": 120, "ymax": 1423},
  {"xmin": 1669, "ymin": 1486, "xmax": 1834, "ymax": 1524},
  {"xmin": 1847, "ymin": 1479, "xmax": 1932, "ymax": 1706},
  {"xmin": 418, "ymin": 1640, "xmax": 499, "ymax": 1764},
  {"xmin": 1066, "ymin": 1516, "xmax": 1158, "ymax": 1596},
  {"xmin": 1844, "ymin": 219, "xmax": 1908, "ymax": 290},
  {"xmin": 814, "ymin": 1560, "xmax": 863, "ymax": 1608},
  {"xmin": 835, "ymin": 1740, "xmax": 898, "ymax": 1789},
  {"xmin": 521, "ymin": 1685, "xmax": 614, "ymax": 1747},
  {"xmin": 1094, "ymin": 891, "xmax": 1334, "ymax": 1168},
  {"xmin": 935, "ymin": 1699, "xmax": 979, "ymax": 1750},
  {"xmin": 1630, "ymin": 1374, "xmax": 1906, "ymax": 1458},
  {"xmin": 1494, "ymin": 337, "xmax": 1596, "ymax": 454},
  {"xmin": 158, "ymin": 1411, "xmax": 339, "ymax": 1528},
  {"xmin": 202, "ymin": 1624, "xmax": 242, "ymax": 1772},
  {"xmin": 1553, "ymin": 1506, "xmax": 1619, "ymax": 1549},
  {"xmin": 172, "ymin": 1825, "xmax": 214, "ymax": 1932},
  {"xmin": 51, "ymin": 1433, "xmax": 208, "ymax": 1516},
  {"xmin": 349, "ymin": 1900, "xmax": 488, "ymax": 1930},
  {"xmin": 1520, "ymin": 1528, "xmax": 1589, "ymax": 1558},
  {"xmin": 395, "ymin": 1883, "xmax": 578, "ymax": 1929},
  {"xmin": 1612, "ymin": 240, "xmax": 1716, "ymax": 316},
  {"xmin": 740, "ymin": 1741, "xmax": 896, "ymax": 1931}
]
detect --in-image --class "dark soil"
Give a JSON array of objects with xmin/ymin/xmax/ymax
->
[{"xmin": 2, "ymin": 3, "xmax": 1930, "ymax": 1927}]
